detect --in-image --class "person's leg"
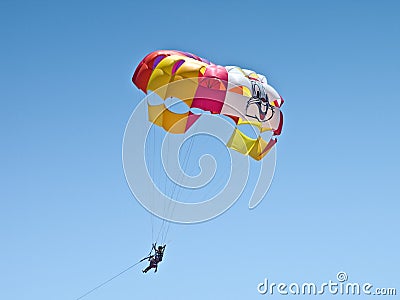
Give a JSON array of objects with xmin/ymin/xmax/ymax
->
[{"xmin": 142, "ymin": 265, "xmax": 152, "ymax": 273}]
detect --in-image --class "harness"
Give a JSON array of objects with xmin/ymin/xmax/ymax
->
[{"xmin": 155, "ymin": 250, "xmax": 163, "ymax": 262}]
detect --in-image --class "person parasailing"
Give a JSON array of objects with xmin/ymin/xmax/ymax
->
[{"xmin": 142, "ymin": 243, "xmax": 166, "ymax": 273}]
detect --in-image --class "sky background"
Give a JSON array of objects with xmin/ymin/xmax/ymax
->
[{"xmin": 1, "ymin": 0, "xmax": 399, "ymax": 299}]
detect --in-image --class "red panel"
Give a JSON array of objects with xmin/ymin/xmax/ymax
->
[
  {"xmin": 191, "ymin": 65, "xmax": 228, "ymax": 114},
  {"xmin": 273, "ymin": 110, "xmax": 283, "ymax": 136}
]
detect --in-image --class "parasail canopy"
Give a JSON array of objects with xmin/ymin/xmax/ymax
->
[{"xmin": 132, "ymin": 50, "xmax": 284, "ymax": 160}]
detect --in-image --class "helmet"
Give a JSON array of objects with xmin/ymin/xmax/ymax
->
[{"xmin": 158, "ymin": 246, "xmax": 163, "ymax": 250}]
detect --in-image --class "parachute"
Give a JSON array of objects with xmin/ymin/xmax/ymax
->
[
  {"xmin": 132, "ymin": 50, "xmax": 284, "ymax": 160},
  {"xmin": 74, "ymin": 51, "xmax": 286, "ymax": 297}
]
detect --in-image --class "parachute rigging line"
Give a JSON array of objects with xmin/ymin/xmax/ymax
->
[
  {"xmin": 152, "ymin": 131, "xmax": 196, "ymax": 244},
  {"xmin": 161, "ymin": 135, "xmax": 196, "ymax": 243},
  {"xmin": 150, "ymin": 125, "xmax": 156, "ymax": 242}
]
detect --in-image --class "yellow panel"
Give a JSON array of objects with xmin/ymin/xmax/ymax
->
[
  {"xmin": 148, "ymin": 69, "xmax": 170, "ymax": 93},
  {"xmin": 153, "ymin": 85, "xmax": 169, "ymax": 100},
  {"xmin": 249, "ymin": 137, "xmax": 266, "ymax": 159},
  {"xmin": 237, "ymin": 119, "xmax": 262, "ymax": 131},
  {"xmin": 242, "ymin": 86, "xmax": 251, "ymax": 97},
  {"xmin": 148, "ymin": 103, "xmax": 165, "ymax": 127},
  {"xmin": 175, "ymin": 60, "xmax": 207, "ymax": 78},
  {"xmin": 148, "ymin": 102, "xmax": 190, "ymax": 134},
  {"xmin": 153, "ymin": 55, "xmax": 180, "ymax": 75},
  {"xmin": 227, "ymin": 130, "xmax": 275, "ymax": 160},
  {"xmin": 162, "ymin": 109, "xmax": 189, "ymax": 134},
  {"xmin": 199, "ymin": 66, "xmax": 207, "ymax": 75},
  {"xmin": 163, "ymin": 79, "xmax": 198, "ymax": 106},
  {"xmin": 249, "ymin": 137, "xmax": 274, "ymax": 161},
  {"xmin": 260, "ymin": 126, "xmax": 273, "ymax": 133},
  {"xmin": 226, "ymin": 128, "xmax": 256, "ymax": 155}
]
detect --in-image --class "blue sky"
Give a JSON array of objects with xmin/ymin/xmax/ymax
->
[{"xmin": 1, "ymin": 0, "xmax": 399, "ymax": 299}]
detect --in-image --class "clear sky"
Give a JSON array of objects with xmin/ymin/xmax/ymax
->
[{"xmin": 1, "ymin": 0, "xmax": 399, "ymax": 299}]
